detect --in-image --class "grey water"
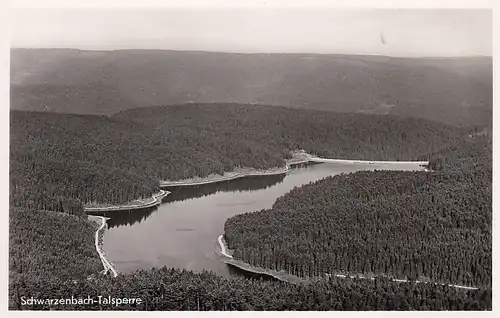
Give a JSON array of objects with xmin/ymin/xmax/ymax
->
[{"xmin": 94, "ymin": 161, "xmax": 424, "ymax": 278}]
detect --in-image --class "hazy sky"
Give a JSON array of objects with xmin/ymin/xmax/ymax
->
[{"xmin": 10, "ymin": 8, "xmax": 492, "ymax": 57}]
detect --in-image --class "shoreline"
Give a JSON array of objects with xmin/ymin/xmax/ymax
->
[
  {"xmin": 88, "ymin": 215, "xmax": 118, "ymax": 277},
  {"xmin": 161, "ymin": 153, "xmax": 429, "ymax": 188},
  {"xmin": 309, "ymin": 157, "xmax": 429, "ymax": 165},
  {"xmin": 216, "ymin": 234, "xmax": 302, "ymax": 284},
  {"xmin": 161, "ymin": 165, "xmax": 292, "ymax": 188},
  {"xmin": 84, "ymin": 190, "xmax": 169, "ymax": 213},
  {"xmin": 216, "ymin": 233, "xmax": 478, "ymax": 290}
]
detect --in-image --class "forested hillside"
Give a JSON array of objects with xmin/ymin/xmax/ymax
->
[
  {"xmin": 9, "ymin": 207, "xmax": 102, "ymax": 301},
  {"xmin": 10, "ymin": 105, "xmax": 466, "ymax": 209},
  {"xmin": 11, "ymin": 49, "xmax": 492, "ymax": 126},
  {"xmin": 114, "ymin": 104, "xmax": 468, "ymax": 162},
  {"xmin": 10, "ymin": 112, "xmax": 160, "ymax": 210},
  {"xmin": 224, "ymin": 137, "xmax": 492, "ymax": 288}
]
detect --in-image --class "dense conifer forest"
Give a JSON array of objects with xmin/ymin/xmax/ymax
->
[
  {"xmin": 11, "ymin": 104, "xmax": 467, "ymax": 210},
  {"xmin": 9, "ymin": 208, "xmax": 103, "ymax": 282},
  {"xmin": 10, "ymin": 259, "xmax": 492, "ymax": 310},
  {"xmin": 224, "ymin": 137, "xmax": 492, "ymax": 289},
  {"xmin": 113, "ymin": 103, "xmax": 468, "ymax": 163},
  {"xmin": 9, "ymin": 207, "xmax": 103, "ymax": 304}
]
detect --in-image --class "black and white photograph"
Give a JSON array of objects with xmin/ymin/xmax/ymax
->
[{"xmin": 3, "ymin": 0, "xmax": 495, "ymax": 313}]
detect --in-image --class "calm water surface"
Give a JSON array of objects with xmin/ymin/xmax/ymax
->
[{"xmin": 93, "ymin": 162, "xmax": 424, "ymax": 278}]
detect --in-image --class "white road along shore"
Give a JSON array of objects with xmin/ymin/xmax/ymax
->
[
  {"xmin": 89, "ymin": 215, "xmax": 118, "ymax": 277},
  {"xmin": 85, "ymin": 190, "xmax": 169, "ymax": 213},
  {"xmin": 331, "ymin": 275, "xmax": 478, "ymax": 290},
  {"xmin": 306, "ymin": 155, "xmax": 428, "ymax": 166},
  {"xmin": 161, "ymin": 166, "xmax": 291, "ymax": 188},
  {"xmin": 218, "ymin": 235, "xmax": 233, "ymax": 258}
]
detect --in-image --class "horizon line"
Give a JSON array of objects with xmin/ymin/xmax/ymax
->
[{"xmin": 9, "ymin": 47, "xmax": 493, "ymax": 59}]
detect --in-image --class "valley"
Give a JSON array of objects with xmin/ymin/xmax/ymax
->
[{"xmin": 8, "ymin": 49, "xmax": 492, "ymax": 311}]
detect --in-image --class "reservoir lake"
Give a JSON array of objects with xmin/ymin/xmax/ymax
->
[{"xmin": 90, "ymin": 161, "xmax": 425, "ymax": 278}]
